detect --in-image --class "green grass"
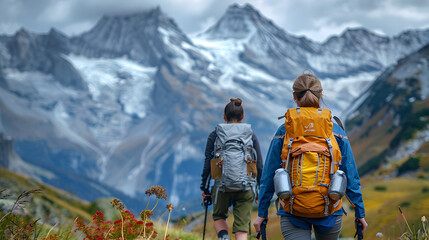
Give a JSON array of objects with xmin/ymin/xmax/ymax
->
[
  {"xmin": 341, "ymin": 177, "xmax": 429, "ymax": 240},
  {"xmin": 157, "ymin": 222, "xmax": 200, "ymax": 240}
]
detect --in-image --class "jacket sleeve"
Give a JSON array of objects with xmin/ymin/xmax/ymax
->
[
  {"xmin": 258, "ymin": 125, "xmax": 285, "ymax": 218},
  {"xmin": 252, "ymin": 133, "xmax": 264, "ymax": 185},
  {"xmin": 200, "ymin": 131, "xmax": 217, "ymax": 192},
  {"xmin": 334, "ymin": 123, "xmax": 366, "ymax": 218}
]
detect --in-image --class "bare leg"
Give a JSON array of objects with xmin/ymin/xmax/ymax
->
[
  {"xmin": 214, "ymin": 219, "xmax": 228, "ymax": 233},
  {"xmin": 235, "ymin": 231, "xmax": 247, "ymax": 240}
]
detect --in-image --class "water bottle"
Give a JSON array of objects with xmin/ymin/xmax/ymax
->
[
  {"xmin": 328, "ymin": 170, "xmax": 347, "ymax": 200},
  {"xmin": 274, "ymin": 168, "xmax": 292, "ymax": 199}
]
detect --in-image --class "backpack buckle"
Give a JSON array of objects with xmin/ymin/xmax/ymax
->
[{"xmin": 287, "ymin": 138, "xmax": 294, "ymax": 149}]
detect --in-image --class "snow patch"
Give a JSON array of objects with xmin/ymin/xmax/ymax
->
[
  {"xmin": 66, "ymin": 55, "xmax": 156, "ymax": 118},
  {"xmin": 321, "ymin": 71, "xmax": 379, "ymax": 117},
  {"xmin": 387, "ymin": 127, "xmax": 429, "ymax": 162}
]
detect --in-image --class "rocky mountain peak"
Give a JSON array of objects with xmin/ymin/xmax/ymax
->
[
  {"xmin": 13, "ymin": 28, "xmax": 34, "ymax": 38},
  {"xmin": 201, "ymin": 3, "xmax": 276, "ymax": 40},
  {"xmin": 98, "ymin": 6, "xmax": 170, "ymax": 28},
  {"xmin": 45, "ymin": 28, "xmax": 70, "ymax": 53},
  {"xmin": 71, "ymin": 7, "xmax": 191, "ymax": 66}
]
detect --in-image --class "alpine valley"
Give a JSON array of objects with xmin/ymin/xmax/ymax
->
[{"xmin": 0, "ymin": 3, "xmax": 428, "ymax": 215}]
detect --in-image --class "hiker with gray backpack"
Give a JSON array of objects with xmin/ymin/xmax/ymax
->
[{"xmin": 200, "ymin": 98, "xmax": 263, "ymax": 240}]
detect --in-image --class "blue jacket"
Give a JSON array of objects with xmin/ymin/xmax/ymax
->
[{"xmin": 257, "ymin": 122, "xmax": 365, "ymax": 219}]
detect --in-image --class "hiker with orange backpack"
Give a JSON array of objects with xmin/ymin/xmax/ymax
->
[
  {"xmin": 201, "ymin": 98, "xmax": 263, "ymax": 240},
  {"xmin": 253, "ymin": 71, "xmax": 368, "ymax": 239}
]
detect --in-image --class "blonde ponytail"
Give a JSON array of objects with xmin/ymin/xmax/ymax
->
[{"xmin": 293, "ymin": 70, "xmax": 322, "ymax": 108}]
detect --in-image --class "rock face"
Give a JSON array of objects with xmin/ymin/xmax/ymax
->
[
  {"xmin": 0, "ymin": 132, "xmax": 14, "ymax": 168},
  {"xmin": 0, "ymin": 4, "xmax": 428, "ymax": 211},
  {"xmin": 0, "ymin": 28, "xmax": 86, "ymax": 90}
]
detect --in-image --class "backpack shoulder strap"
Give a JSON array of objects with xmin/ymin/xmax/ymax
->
[
  {"xmin": 333, "ymin": 116, "xmax": 345, "ymax": 131},
  {"xmin": 333, "ymin": 116, "xmax": 348, "ymax": 139}
]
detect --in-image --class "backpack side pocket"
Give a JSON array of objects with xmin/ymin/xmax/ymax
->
[
  {"xmin": 211, "ymin": 157, "xmax": 223, "ymax": 179},
  {"xmin": 247, "ymin": 158, "xmax": 257, "ymax": 178}
]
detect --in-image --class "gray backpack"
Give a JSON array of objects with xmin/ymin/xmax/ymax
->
[{"xmin": 212, "ymin": 123, "xmax": 257, "ymax": 197}]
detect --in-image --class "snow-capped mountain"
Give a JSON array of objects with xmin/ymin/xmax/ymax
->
[
  {"xmin": 199, "ymin": 4, "xmax": 429, "ymax": 80},
  {"xmin": 0, "ymin": 4, "xmax": 428, "ymax": 210},
  {"xmin": 194, "ymin": 4, "xmax": 429, "ymax": 111}
]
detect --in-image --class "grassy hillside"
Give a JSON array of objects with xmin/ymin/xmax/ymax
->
[
  {"xmin": 348, "ymin": 87, "xmax": 429, "ymax": 176},
  {"xmin": 342, "ymin": 177, "xmax": 429, "ymax": 239},
  {"xmin": 0, "ymin": 167, "xmax": 199, "ymax": 239},
  {"xmin": 0, "ymin": 167, "xmax": 92, "ymax": 223}
]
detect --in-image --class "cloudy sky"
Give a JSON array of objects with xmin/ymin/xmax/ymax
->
[{"xmin": 1, "ymin": 0, "xmax": 429, "ymax": 42}]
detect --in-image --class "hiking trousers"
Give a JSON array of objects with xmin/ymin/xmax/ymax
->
[
  {"xmin": 280, "ymin": 215, "xmax": 342, "ymax": 240},
  {"xmin": 212, "ymin": 186, "xmax": 254, "ymax": 233}
]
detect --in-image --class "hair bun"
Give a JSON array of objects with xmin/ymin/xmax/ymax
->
[
  {"xmin": 230, "ymin": 98, "xmax": 242, "ymax": 106},
  {"xmin": 302, "ymin": 69, "xmax": 315, "ymax": 75}
]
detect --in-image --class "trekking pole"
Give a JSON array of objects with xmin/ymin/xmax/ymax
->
[
  {"xmin": 249, "ymin": 222, "xmax": 251, "ymax": 236},
  {"xmin": 256, "ymin": 220, "xmax": 267, "ymax": 240},
  {"xmin": 354, "ymin": 219, "xmax": 364, "ymax": 240},
  {"xmin": 202, "ymin": 194, "xmax": 212, "ymax": 240}
]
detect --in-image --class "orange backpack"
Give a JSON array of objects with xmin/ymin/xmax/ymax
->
[{"xmin": 279, "ymin": 107, "xmax": 342, "ymax": 218}]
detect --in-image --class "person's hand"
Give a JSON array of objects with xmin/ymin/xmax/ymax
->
[
  {"xmin": 253, "ymin": 216, "xmax": 267, "ymax": 233},
  {"xmin": 356, "ymin": 218, "xmax": 368, "ymax": 233},
  {"xmin": 201, "ymin": 191, "xmax": 211, "ymax": 200}
]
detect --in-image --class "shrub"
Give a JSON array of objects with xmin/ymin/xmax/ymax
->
[
  {"xmin": 422, "ymin": 186, "xmax": 429, "ymax": 193},
  {"xmin": 75, "ymin": 186, "xmax": 177, "ymax": 240},
  {"xmin": 0, "ymin": 189, "xmax": 43, "ymax": 239},
  {"xmin": 374, "ymin": 185, "xmax": 387, "ymax": 191},
  {"xmin": 398, "ymin": 157, "xmax": 420, "ymax": 176}
]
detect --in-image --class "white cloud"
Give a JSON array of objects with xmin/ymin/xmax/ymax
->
[
  {"xmin": 165, "ymin": 0, "xmax": 214, "ymax": 14},
  {"xmin": 368, "ymin": 1, "xmax": 429, "ymax": 21},
  {"xmin": 294, "ymin": 21, "xmax": 362, "ymax": 42},
  {"xmin": 62, "ymin": 21, "xmax": 95, "ymax": 36},
  {"xmin": 0, "ymin": 22, "xmax": 21, "ymax": 35},
  {"xmin": 193, "ymin": 16, "xmax": 216, "ymax": 35},
  {"xmin": 37, "ymin": 0, "xmax": 75, "ymax": 23}
]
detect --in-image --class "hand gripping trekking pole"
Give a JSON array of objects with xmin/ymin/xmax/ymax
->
[
  {"xmin": 355, "ymin": 219, "xmax": 364, "ymax": 240},
  {"xmin": 202, "ymin": 194, "xmax": 212, "ymax": 240},
  {"xmin": 256, "ymin": 220, "xmax": 267, "ymax": 240}
]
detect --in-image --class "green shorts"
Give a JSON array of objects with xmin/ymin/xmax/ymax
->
[{"xmin": 212, "ymin": 186, "xmax": 254, "ymax": 233}]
